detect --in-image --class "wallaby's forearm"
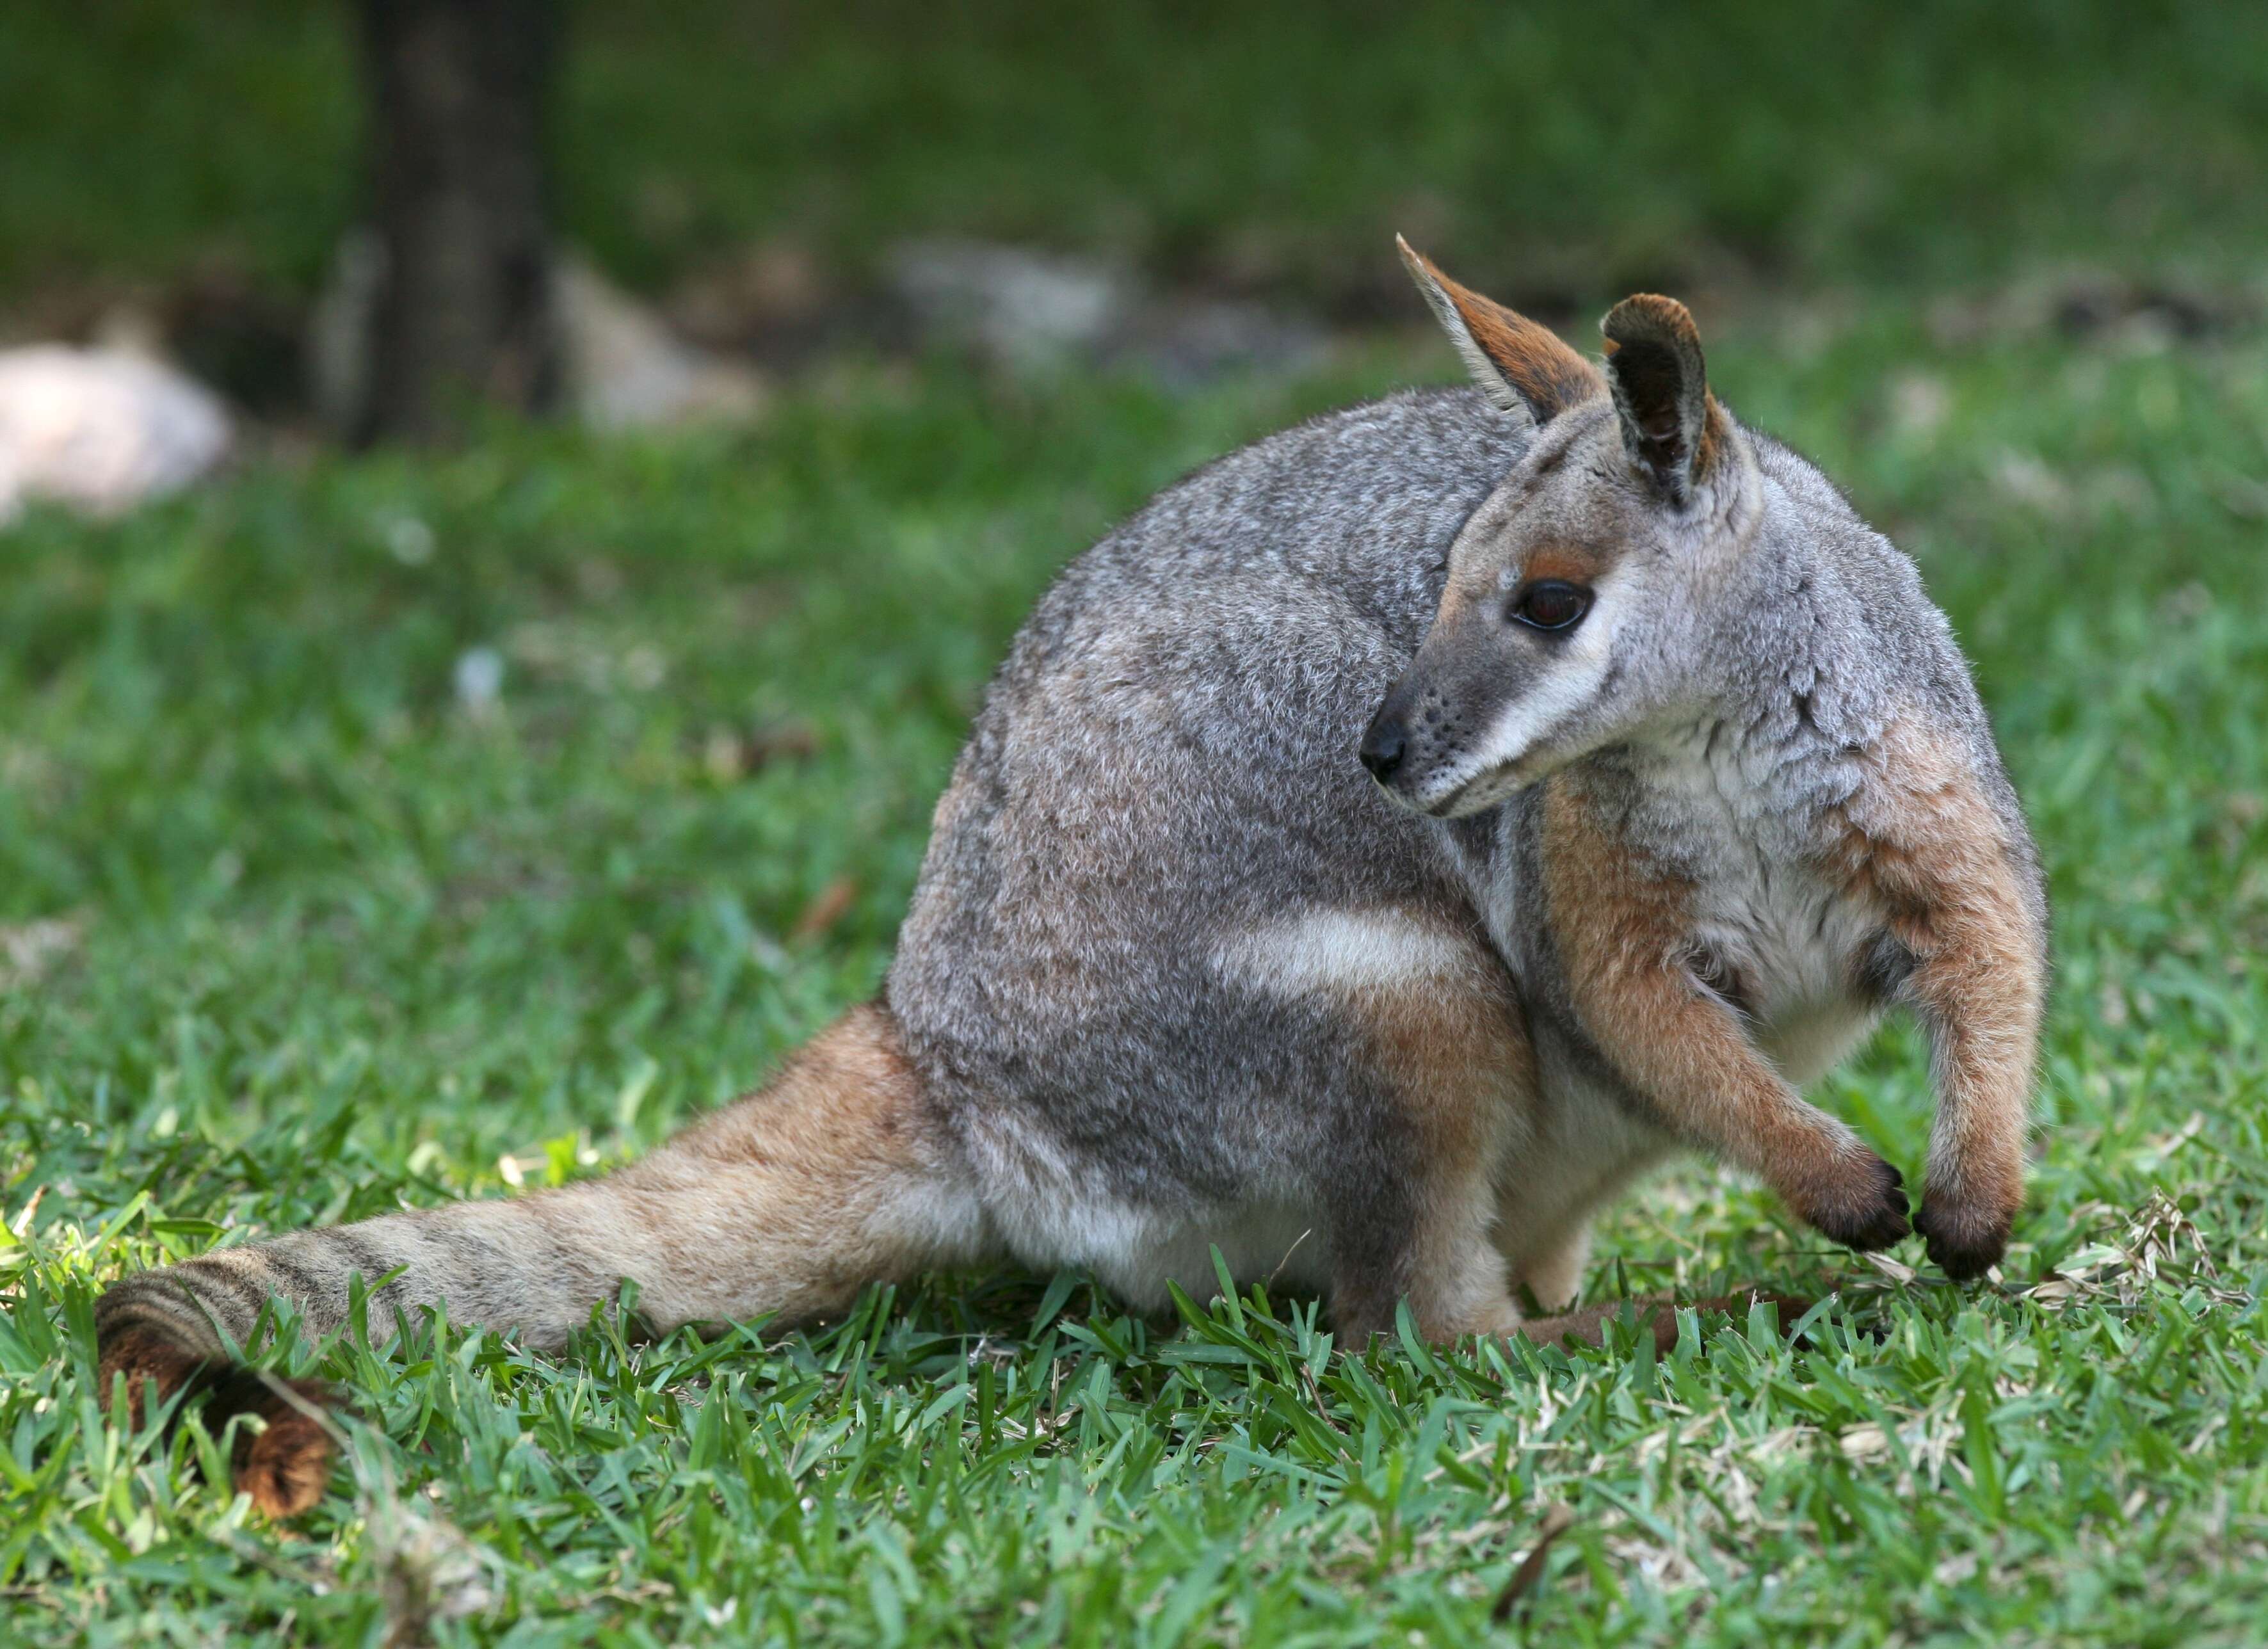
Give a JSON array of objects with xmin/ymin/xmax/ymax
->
[
  {"xmin": 1538, "ymin": 776, "xmax": 1912, "ymax": 1250},
  {"xmin": 1567, "ymin": 948, "xmax": 1911, "ymax": 1249},
  {"xmin": 1833, "ymin": 718, "xmax": 2047, "ymax": 1276}
]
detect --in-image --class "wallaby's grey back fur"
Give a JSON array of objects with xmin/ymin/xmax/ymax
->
[{"xmin": 95, "ymin": 245, "xmax": 2045, "ymax": 1516}]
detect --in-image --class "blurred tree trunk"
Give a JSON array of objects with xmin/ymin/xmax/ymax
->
[{"xmin": 356, "ymin": 0, "xmax": 561, "ymax": 443}]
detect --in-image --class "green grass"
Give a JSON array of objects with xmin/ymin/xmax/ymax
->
[
  {"xmin": 3, "ymin": 309, "xmax": 2267, "ymax": 1642},
  {"xmin": 3, "ymin": 0, "xmax": 2264, "ymax": 303}
]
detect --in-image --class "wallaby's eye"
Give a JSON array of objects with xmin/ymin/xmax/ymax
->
[{"xmin": 1509, "ymin": 580, "xmax": 1590, "ymax": 632}]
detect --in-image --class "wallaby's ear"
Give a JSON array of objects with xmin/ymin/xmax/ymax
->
[
  {"xmin": 1397, "ymin": 236, "xmax": 1604, "ymax": 428},
  {"xmin": 1600, "ymin": 294, "xmax": 1725, "ymax": 506}
]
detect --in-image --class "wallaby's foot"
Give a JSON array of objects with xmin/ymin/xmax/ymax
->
[
  {"xmin": 99, "ymin": 1328, "xmax": 339, "ymax": 1518},
  {"xmin": 1517, "ymin": 1289, "xmax": 1816, "ymax": 1355},
  {"xmin": 1789, "ymin": 1149, "xmax": 1911, "ymax": 1253},
  {"xmin": 1508, "ymin": 1224, "xmax": 1592, "ymax": 1315},
  {"xmin": 1912, "ymin": 1191, "xmax": 2010, "ymax": 1282}
]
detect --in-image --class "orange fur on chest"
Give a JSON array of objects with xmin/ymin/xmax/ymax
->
[{"xmin": 1532, "ymin": 780, "xmax": 1774, "ymax": 1170}]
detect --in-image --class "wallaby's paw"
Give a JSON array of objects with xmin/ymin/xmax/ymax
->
[
  {"xmin": 1913, "ymin": 1191, "xmax": 2010, "ymax": 1282},
  {"xmin": 1797, "ymin": 1151, "xmax": 1911, "ymax": 1252}
]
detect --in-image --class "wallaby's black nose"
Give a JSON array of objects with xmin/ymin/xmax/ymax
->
[{"xmin": 1359, "ymin": 713, "xmax": 1405, "ymax": 782}]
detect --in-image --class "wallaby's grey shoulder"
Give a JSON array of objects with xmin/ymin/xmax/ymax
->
[
  {"xmin": 1744, "ymin": 428, "xmax": 2041, "ymax": 899},
  {"xmin": 903, "ymin": 381, "xmax": 1537, "ymax": 1005}
]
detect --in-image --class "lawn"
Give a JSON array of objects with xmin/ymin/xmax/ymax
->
[
  {"xmin": 2, "ymin": 310, "xmax": 2265, "ymax": 1642},
  {"xmin": 5, "ymin": 0, "xmax": 2268, "ymax": 1641},
  {"xmin": 5, "ymin": 1, "xmax": 2264, "ymax": 304}
]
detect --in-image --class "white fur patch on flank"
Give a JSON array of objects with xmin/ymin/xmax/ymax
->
[{"xmin": 1218, "ymin": 907, "xmax": 1483, "ymax": 997}]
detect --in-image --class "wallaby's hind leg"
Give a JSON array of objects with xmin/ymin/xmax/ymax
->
[
  {"xmin": 1493, "ymin": 1109, "xmax": 1678, "ymax": 1312},
  {"xmin": 95, "ymin": 1002, "xmax": 993, "ymax": 1516},
  {"xmin": 1309, "ymin": 941, "xmax": 1799, "ymax": 1356},
  {"xmin": 1322, "ymin": 958, "xmax": 1534, "ymax": 1344}
]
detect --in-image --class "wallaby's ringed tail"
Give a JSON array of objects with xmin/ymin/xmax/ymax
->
[{"xmin": 96, "ymin": 240, "xmax": 2046, "ymax": 1516}]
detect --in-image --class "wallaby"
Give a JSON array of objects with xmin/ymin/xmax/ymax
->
[{"xmin": 95, "ymin": 240, "xmax": 2046, "ymax": 1516}]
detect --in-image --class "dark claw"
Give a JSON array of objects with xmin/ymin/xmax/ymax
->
[
  {"xmin": 1913, "ymin": 1193, "xmax": 2009, "ymax": 1282},
  {"xmin": 1810, "ymin": 1155, "xmax": 1911, "ymax": 1252}
]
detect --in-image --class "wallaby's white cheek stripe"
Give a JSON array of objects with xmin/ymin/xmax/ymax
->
[
  {"xmin": 1216, "ymin": 907, "xmax": 1483, "ymax": 997},
  {"xmin": 1416, "ymin": 587, "xmax": 1621, "ymax": 811}
]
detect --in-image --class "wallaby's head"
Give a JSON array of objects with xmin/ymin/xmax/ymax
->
[{"xmin": 1362, "ymin": 238, "xmax": 1769, "ymax": 817}]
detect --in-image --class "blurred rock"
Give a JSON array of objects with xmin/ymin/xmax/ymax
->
[
  {"xmin": 889, "ymin": 239, "xmax": 1133, "ymax": 371},
  {"xmin": 1927, "ymin": 271, "xmax": 2255, "ymax": 353},
  {"xmin": 1107, "ymin": 294, "xmax": 1327, "ymax": 389},
  {"xmin": 312, "ymin": 236, "xmax": 768, "ymax": 437},
  {"xmin": 556, "ymin": 255, "xmax": 769, "ymax": 431},
  {"xmin": 0, "ymin": 915, "xmax": 83, "ymax": 988},
  {"xmin": 0, "ymin": 344, "xmax": 232, "ymax": 524},
  {"xmin": 887, "ymin": 238, "xmax": 1324, "ymax": 384},
  {"xmin": 668, "ymin": 239, "xmax": 830, "ymax": 348},
  {"xmin": 1887, "ymin": 369, "xmax": 1952, "ymax": 440},
  {"xmin": 454, "ymin": 646, "xmax": 506, "ymax": 716},
  {"xmin": 2050, "ymin": 277, "xmax": 2229, "ymax": 348},
  {"xmin": 1990, "ymin": 448, "xmax": 2073, "ymax": 517}
]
